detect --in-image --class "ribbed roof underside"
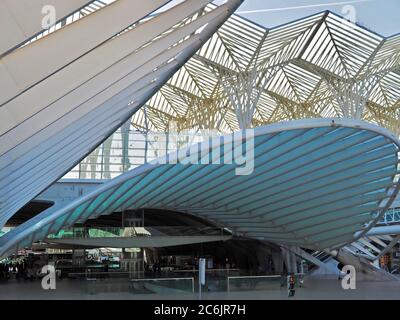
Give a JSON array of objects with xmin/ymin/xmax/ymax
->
[{"xmin": 1, "ymin": 118, "xmax": 399, "ymax": 257}]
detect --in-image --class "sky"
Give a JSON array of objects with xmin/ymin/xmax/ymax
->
[{"xmin": 233, "ymin": 0, "xmax": 400, "ymax": 37}]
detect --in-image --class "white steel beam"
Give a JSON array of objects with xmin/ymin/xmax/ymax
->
[
  {"xmin": 0, "ymin": 0, "xmax": 243, "ymax": 228},
  {"xmin": 0, "ymin": 0, "xmax": 172, "ymax": 106},
  {"xmin": 0, "ymin": 0, "xmax": 215, "ymax": 149},
  {"xmin": 0, "ymin": 0, "xmax": 92, "ymax": 56}
]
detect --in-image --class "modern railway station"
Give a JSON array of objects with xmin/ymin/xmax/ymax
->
[{"xmin": 0, "ymin": 0, "xmax": 399, "ymax": 301}]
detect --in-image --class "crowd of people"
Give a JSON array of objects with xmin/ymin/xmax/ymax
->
[
  {"xmin": 0, "ymin": 263, "xmax": 11, "ymax": 280},
  {"xmin": 0, "ymin": 260, "xmax": 41, "ymax": 281}
]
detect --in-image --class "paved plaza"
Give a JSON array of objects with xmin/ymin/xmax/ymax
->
[{"xmin": 1, "ymin": 276, "xmax": 400, "ymax": 300}]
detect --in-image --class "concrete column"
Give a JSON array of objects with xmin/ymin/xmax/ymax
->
[
  {"xmin": 289, "ymin": 246, "xmax": 298, "ymax": 274},
  {"xmin": 281, "ymin": 246, "xmax": 298, "ymax": 274},
  {"xmin": 272, "ymin": 251, "xmax": 284, "ymax": 274},
  {"xmin": 281, "ymin": 247, "xmax": 291, "ymax": 273}
]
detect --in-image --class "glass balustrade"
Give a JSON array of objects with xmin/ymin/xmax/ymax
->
[
  {"xmin": 63, "ymin": 129, "xmax": 220, "ymax": 180},
  {"xmin": 48, "ymin": 226, "xmax": 230, "ymax": 239}
]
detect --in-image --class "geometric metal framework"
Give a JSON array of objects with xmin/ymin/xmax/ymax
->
[
  {"xmin": 1, "ymin": 118, "xmax": 399, "ymax": 258},
  {"xmin": 304, "ymin": 211, "xmax": 400, "ymax": 268},
  {"xmin": 0, "ymin": 0, "xmax": 243, "ymax": 228},
  {"xmin": 69, "ymin": 10, "xmax": 400, "ymax": 183},
  {"xmin": 345, "ymin": 234, "xmax": 400, "ymax": 263},
  {"xmin": 132, "ymin": 10, "xmax": 400, "ymax": 134},
  {"xmin": 342, "ymin": 210, "xmax": 400, "ymax": 264}
]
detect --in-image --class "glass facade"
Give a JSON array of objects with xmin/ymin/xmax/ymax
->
[{"xmin": 64, "ymin": 125, "xmax": 215, "ymax": 180}]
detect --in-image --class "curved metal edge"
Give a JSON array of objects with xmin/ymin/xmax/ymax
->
[
  {"xmin": 0, "ymin": 118, "xmax": 400, "ymax": 255},
  {"xmin": 324, "ymin": 119, "xmax": 400, "ymax": 252},
  {"xmin": 263, "ymin": 119, "xmax": 400, "ymax": 253},
  {"xmin": 1, "ymin": 117, "xmax": 399, "ymax": 257}
]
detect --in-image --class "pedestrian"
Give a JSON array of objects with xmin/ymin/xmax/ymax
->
[{"xmin": 287, "ymin": 273, "xmax": 296, "ymax": 297}]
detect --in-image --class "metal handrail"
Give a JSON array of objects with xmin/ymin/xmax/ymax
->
[
  {"xmin": 48, "ymin": 226, "xmax": 229, "ymax": 239},
  {"xmin": 379, "ymin": 208, "xmax": 400, "ymax": 225},
  {"xmin": 227, "ymin": 273, "xmax": 305, "ymax": 293},
  {"xmin": 130, "ymin": 277, "xmax": 195, "ymax": 293}
]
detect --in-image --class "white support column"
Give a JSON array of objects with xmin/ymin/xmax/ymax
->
[
  {"xmin": 297, "ymin": 60, "xmax": 391, "ymax": 120},
  {"xmin": 210, "ymin": 65, "xmax": 279, "ymax": 129},
  {"xmin": 324, "ymin": 75, "xmax": 384, "ymax": 120},
  {"xmin": 121, "ymin": 120, "xmax": 131, "ymax": 171}
]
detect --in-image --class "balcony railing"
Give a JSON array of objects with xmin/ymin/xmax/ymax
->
[
  {"xmin": 47, "ymin": 226, "xmax": 231, "ymax": 239},
  {"xmin": 63, "ymin": 129, "xmax": 215, "ymax": 180},
  {"xmin": 378, "ymin": 208, "xmax": 400, "ymax": 225}
]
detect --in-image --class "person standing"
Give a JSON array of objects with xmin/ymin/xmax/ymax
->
[{"xmin": 287, "ymin": 273, "xmax": 296, "ymax": 297}]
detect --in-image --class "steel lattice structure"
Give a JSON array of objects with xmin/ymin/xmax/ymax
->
[{"xmin": 131, "ymin": 9, "xmax": 400, "ymax": 134}]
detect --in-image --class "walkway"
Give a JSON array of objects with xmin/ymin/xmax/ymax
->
[{"xmin": 1, "ymin": 276, "xmax": 400, "ymax": 300}]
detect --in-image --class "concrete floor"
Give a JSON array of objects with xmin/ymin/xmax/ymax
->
[{"xmin": 1, "ymin": 276, "xmax": 400, "ymax": 300}]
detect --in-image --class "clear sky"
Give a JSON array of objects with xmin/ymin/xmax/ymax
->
[{"xmin": 232, "ymin": 0, "xmax": 400, "ymax": 37}]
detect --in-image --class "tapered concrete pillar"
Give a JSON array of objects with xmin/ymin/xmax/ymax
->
[
  {"xmin": 281, "ymin": 247, "xmax": 291, "ymax": 273},
  {"xmin": 281, "ymin": 246, "xmax": 298, "ymax": 274},
  {"xmin": 272, "ymin": 251, "xmax": 284, "ymax": 274},
  {"xmin": 290, "ymin": 251, "xmax": 298, "ymax": 274}
]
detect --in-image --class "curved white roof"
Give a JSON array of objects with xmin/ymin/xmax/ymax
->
[{"xmin": 0, "ymin": 0, "xmax": 243, "ymax": 228}]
